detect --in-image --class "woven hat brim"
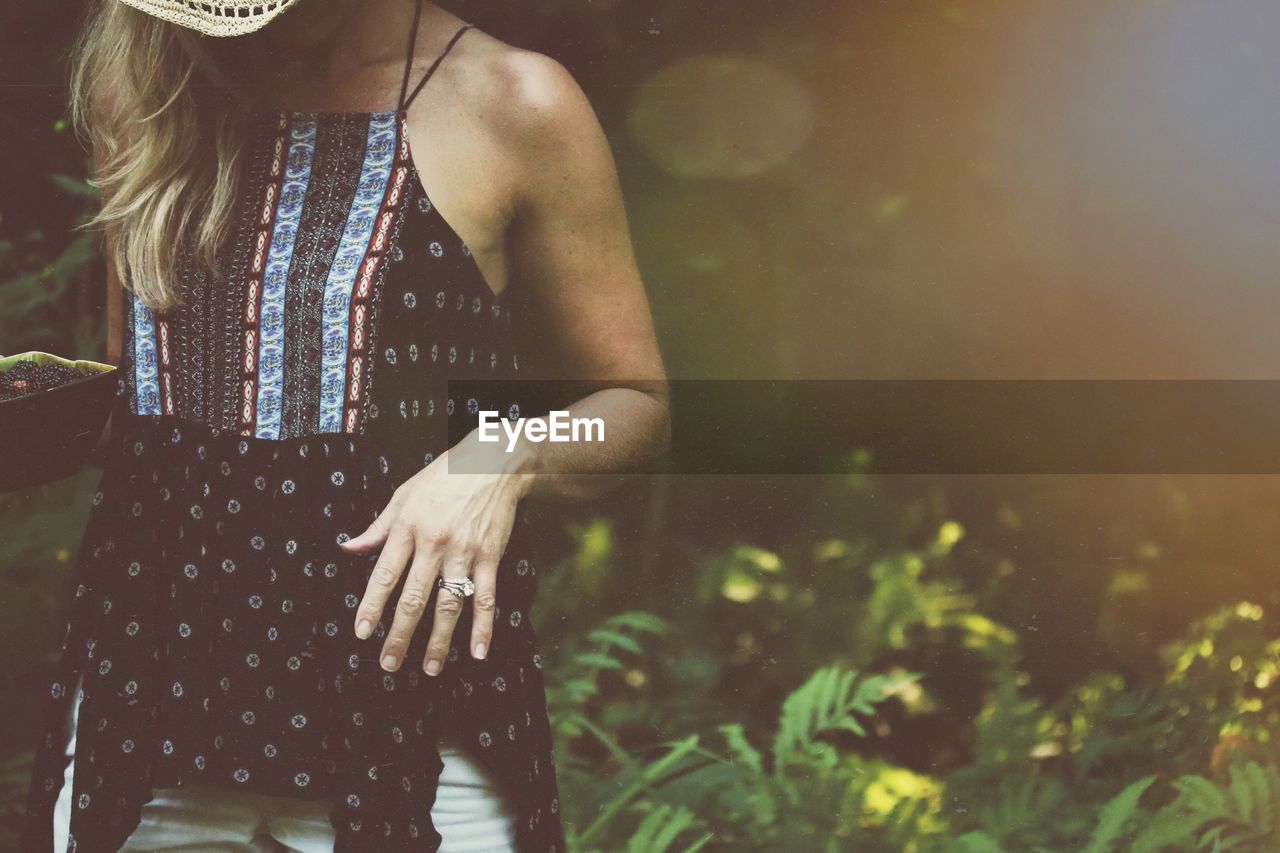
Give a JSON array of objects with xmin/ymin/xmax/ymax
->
[{"xmin": 116, "ymin": 0, "xmax": 302, "ymax": 37}]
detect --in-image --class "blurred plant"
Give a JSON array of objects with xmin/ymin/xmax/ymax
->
[
  {"xmin": 0, "ymin": 145, "xmax": 99, "ymax": 356},
  {"xmin": 1131, "ymin": 761, "xmax": 1280, "ymax": 851},
  {"xmin": 548, "ymin": 614, "xmax": 927, "ymax": 851},
  {"xmin": 532, "ymin": 474, "xmax": 1280, "ymax": 851},
  {"xmin": 0, "ymin": 469, "xmax": 99, "ymax": 843},
  {"xmin": 938, "ymin": 601, "xmax": 1280, "ymax": 852}
]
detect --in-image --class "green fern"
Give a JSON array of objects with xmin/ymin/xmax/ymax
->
[
  {"xmin": 548, "ymin": 610, "xmax": 668, "ymax": 754},
  {"xmin": 576, "ymin": 735, "xmax": 703, "ymax": 847},
  {"xmin": 626, "ymin": 802, "xmax": 711, "ymax": 852},
  {"xmin": 771, "ymin": 665, "xmax": 912, "ymax": 773},
  {"xmin": 1132, "ymin": 762, "xmax": 1280, "ymax": 852},
  {"xmin": 974, "ymin": 776, "xmax": 1067, "ymax": 846},
  {"xmin": 718, "ymin": 723, "xmax": 764, "ymax": 777},
  {"xmin": 1082, "ymin": 774, "xmax": 1156, "ymax": 853},
  {"xmin": 717, "ymin": 722, "xmax": 775, "ymax": 826}
]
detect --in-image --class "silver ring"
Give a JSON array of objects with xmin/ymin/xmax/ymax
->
[{"xmin": 437, "ymin": 577, "xmax": 475, "ymax": 599}]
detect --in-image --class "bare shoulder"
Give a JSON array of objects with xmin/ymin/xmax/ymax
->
[
  {"xmin": 492, "ymin": 48, "xmax": 595, "ymax": 138},
  {"xmin": 402, "ymin": 20, "xmax": 613, "ymax": 265},
  {"xmin": 438, "ymin": 28, "xmax": 605, "ymax": 160},
  {"xmin": 461, "ymin": 37, "xmax": 620, "ymax": 225}
]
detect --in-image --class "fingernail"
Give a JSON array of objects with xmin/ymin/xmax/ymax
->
[
  {"xmin": 474, "ymin": 642, "xmax": 487, "ymax": 660},
  {"xmin": 425, "ymin": 659, "xmax": 441, "ymax": 676},
  {"xmin": 355, "ymin": 619, "xmax": 372, "ymax": 640},
  {"xmin": 381, "ymin": 654, "xmax": 399, "ymax": 671}
]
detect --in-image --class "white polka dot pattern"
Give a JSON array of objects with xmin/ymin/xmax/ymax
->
[{"xmin": 21, "ymin": 108, "xmax": 562, "ymax": 851}]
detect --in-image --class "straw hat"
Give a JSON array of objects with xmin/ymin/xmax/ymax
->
[{"xmin": 117, "ymin": 0, "xmax": 304, "ymax": 37}]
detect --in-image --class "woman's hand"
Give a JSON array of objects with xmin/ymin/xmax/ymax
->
[
  {"xmin": 341, "ymin": 51, "xmax": 669, "ymax": 677},
  {"xmin": 339, "ymin": 431, "xmax": 535, "ymax": 675}
]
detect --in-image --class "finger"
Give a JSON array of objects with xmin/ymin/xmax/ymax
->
[
  {"xmin": 353, "ymin": 524, "xmax": 414, "ymax": 642},
  {"xmin": 469, "ymin": 556, "xmax": 498, "ymax": 660},
  {"xmin": 424, "ymin": 549, "xmax": 471, "ymax": 676},
  {"xmin": 379, "ymin": 537, "xmax": 442, "ymax": 672},
  {"xmin": 341, "ymin": 488, "xmax": 405, "ymax": 552}
]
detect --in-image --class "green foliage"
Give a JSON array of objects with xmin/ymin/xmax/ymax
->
[
  {"xmin": 546, "ymin": 609, "xmax": 668, "ymax": 762},
  {"xmin": 548, "ymin": 612, "xmax": 925, "ymax": 851},
  {"xmin": 773, "ymin": 665, "xmax": 913, "ymax": 774},
  {"xmin": 1083, "ymin": 775, "xmax": 1156, "ymax": 853},
  {"xmin": 1131, "ymin": 762, "xmax": 1280, "ymax": 853},
  {"xmin": 626, "ymin": 803, "xmax": 711, "ymax": 853},
  {"xmin": 1, "ymin": 169, "xmax": 100, "ymax": 357},
  {"xmin": 0, "ymin": 471, "xmax": 100, "ymax": 843},
  {"xmin": 528, "ymin": 474, "xmax": 1280, "ymax": 851}
]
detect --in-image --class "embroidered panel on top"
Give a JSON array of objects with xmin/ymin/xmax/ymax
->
[
  {"xmin": 318, "ymin": 110, "xmax": 401, "ymax": 435},
  {"xmin": 126, "ymin": 111, "xmax": 411, "ymax": 441},
  {"xmin": 243, "ymin": 113, "xmax": 317, "ymax": 439},
  {"xmin": 281, "ymin": 114, "xmax": 368, "ymax": 439}
]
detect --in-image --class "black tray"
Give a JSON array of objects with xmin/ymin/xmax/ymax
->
[{"xmin": 0, "ymin": 351, "xmax": 119, "ymax": 493}]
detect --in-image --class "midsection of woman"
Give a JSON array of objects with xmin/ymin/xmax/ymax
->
[{"xmin": 24, "ymin": 2, "xmax": 669, "ymax": 852}]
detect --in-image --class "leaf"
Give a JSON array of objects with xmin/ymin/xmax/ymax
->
[
  {"xmin": 682, "ymin": 833, "xmax": 714, "ymax": 852},
  {"xmin": 1131, "ymin": 804, "xmax": 1212, "ymax": 853},
  {"xmin": 573, "ymin": 652, "xmax": 625, "ymax": 671},
  {"xmin": 50, "ymin": 174, "xmax": 96, "ymax": 198},
  {"xmin": 50, "ymin": 234, "xmax": 95, "ymax": 284},
  {"xmin": 1082, "ymin": 774, "xmax": 1156, "ymax": 853},
  {"xmin": 588, "ymin": 628, "xmax": 644, "ymax": 655},
  {"xmin": 650, "ymin": 804, "xmax": 698, "ymax": 851},
  {"xmin": 608, "ymin": 611, "xmax": 668, "ymax": 634},
  {"xmin": 1244, "ymin": 762, "xmax": 1272, "ymax": 835},
  {"xmin": 951, "ymin": 831, "xmax": 1007, "ymax": 853},
  {"xmin": 977, "ymin": 777, "xmax": 1065, "ymax": 842},
  {"xmin": 1131, "ymin": 767, "xmax": 1280, "ymax": 853},
  {"xmin": 1174, "ymin": 776, "xmax": 1230, "ymax": 818},
  {"xmin": 640, "ymin": 736, "xmax": 702, "ymax": 785},
  {"xmin": 717, "ymin": 723, "xmax": 763, "ymax": 777},
  {"xmin": 578, "ymin": 737, "xmax": 701, "ymax": 845},
  {"xmin": 1229, "ymin": 764, "xmax": 1254, "ymax": 824},
  {"xmin": 629, "ymin": 803, "xmax": 687, "ymax": 853},
  {"xmin": 772, "ymin": 666, "xmax": 915, "ymax": 772}
]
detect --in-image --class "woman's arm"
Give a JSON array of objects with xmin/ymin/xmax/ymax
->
[
  {"xmin": 343, "ymin": 50, "xmax": 667, "ymax": 675},
  {"xmin": 451, "ymin": 50, "xmax": 670, "ymax": 500}
]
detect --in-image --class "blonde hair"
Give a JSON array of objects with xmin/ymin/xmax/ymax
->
[{"xmin": 70, "ymin": 2, "xmax": 258, "ymax": 309}]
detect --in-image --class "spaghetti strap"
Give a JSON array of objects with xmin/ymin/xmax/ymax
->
[
  {"xmin": 397, "ymin": 0, "xmax": 426, "ymax": 110},
  {"xmin": 401, "ymin": 21, "xmax": 475, "ymax": 111}
]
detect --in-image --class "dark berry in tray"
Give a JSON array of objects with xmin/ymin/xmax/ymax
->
[{"xmin": 0, "ymin": 361, "xmax": 97, "ymax": 402}]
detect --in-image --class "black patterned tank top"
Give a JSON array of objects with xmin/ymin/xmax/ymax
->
[{"xmin": 22, "ymin": 15, "xmax": 564, "ymax": 853}]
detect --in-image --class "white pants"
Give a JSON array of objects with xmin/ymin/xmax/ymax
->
[{"xmin": 53, "ymin": 678, "xmax": 516, "ymax": 852}]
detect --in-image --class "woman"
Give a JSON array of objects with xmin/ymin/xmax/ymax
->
[{"xmin": 21, "ymin": 0, "xmax": 669, "ymax": 850}]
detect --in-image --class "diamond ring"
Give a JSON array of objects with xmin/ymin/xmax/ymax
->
[{"xmin": 437, "ymin": 577, "xmax": 475, "ymax": 599}]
